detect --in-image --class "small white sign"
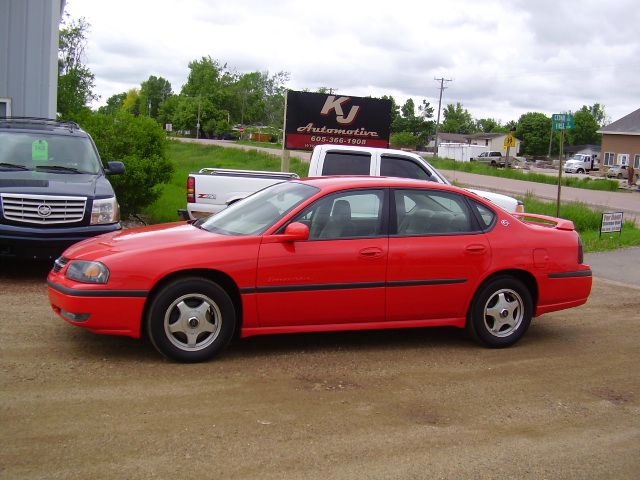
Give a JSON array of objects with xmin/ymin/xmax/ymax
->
[
  {"xmin": 601, "ymin": 212, "xmax": 623, "ymax": 234},
  {"xmin": 165, "ymin": 123, "xmax": 173, "ymax": 132}
]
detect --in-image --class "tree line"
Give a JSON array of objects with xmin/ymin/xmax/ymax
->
[{"xmin": 57, "ymin": 16, "xmax": 608, "ymax": 158}]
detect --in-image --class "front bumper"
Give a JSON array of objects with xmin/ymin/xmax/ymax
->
[
  {"xmin": 0, "ymin": 222, "xmax": 121, "ymax": 260},
  {"xmin": 47, "ymin": 274, "xmax": 146, "ymax": 338}
]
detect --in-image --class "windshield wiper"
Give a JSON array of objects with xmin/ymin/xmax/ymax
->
[
  {"xmin": 35, "ymin": 165, "xmax": 83, "ymax": 174},
  {"xmin": 0, "ymin": 162, "xmax": 32, "ymax": 171}
]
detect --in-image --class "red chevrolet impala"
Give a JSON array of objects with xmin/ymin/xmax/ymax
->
[{"xmin": 48, "ymin": 177, "xmax": 592, "ymax": 362}]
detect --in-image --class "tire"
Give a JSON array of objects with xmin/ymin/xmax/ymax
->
[
  {"xmin": 617, "ymin": 173, "xmax": 623, "ymax": 179},
  {"xmin": 490, "ymin": 161, "xmax": 497, "ymax": 167},
  {"xmin": 466, "ymin": 276, "xmax": 533, "ymax": 348},
  {"xmin": 577, "ymin": 168, "xmax": 585, "ymax": 174},
  {"xmin": 146, "ymin": 277, "xmax": 236, "ymax": 362}
]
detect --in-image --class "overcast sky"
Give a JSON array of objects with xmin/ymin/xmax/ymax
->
[{"xmin": 65, "ymin": 0, "xmax": 640, "ymax": 124}]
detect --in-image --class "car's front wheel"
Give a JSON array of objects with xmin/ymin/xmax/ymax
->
[
  {"xmin": 577, "ymin": 168, "xmax": 585, "ymax": 174},
  {"xmin": 467, "ymin": 276, "xmax": 533, "ymax": 347},
  {"xmin": 147, "ymin": 277, "xmax": 236, "ymax": 362}
]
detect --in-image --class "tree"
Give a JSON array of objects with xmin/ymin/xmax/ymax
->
[
  {"xmin": 139, "ymin": 75, "xmax": 173, "ymax": 118},
  {"xmin": 515, "ymin": 112, "xmax": 551, "ymax": 156},
  {"xmin": 567, "ymin": 106, "xmax": 601, "ymax": 145},
  {"xmin": 57, "ymin": 16, "xmax": 98, "ymax": 118},
  {"xmin": 441, "ymin": 103, "xmax": 477, "ymax": 134},
  {"xmin": 98, "ymin": 92, "xmax": 127, "ymax": 116},
  {"xmin": 476, "ymin": 118, "xmax": 505, "ymax": 133},
  {"xmin": 122, "ymin": 89, "xmax": 141, "ymax": 116}
]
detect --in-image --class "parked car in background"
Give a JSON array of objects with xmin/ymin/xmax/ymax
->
[
  {"xmin": 606, "ymin": 165, "xmax": 638, "ymax": 181},
  {"xmin": 0, "ymin": 117, "xmax": 125, "ymax": 260},
  {"xmin": 49, "ymin": 176, "xmax": 592, "ymax": 363},
  {"xmin": 470, "ymin": 151, "xmax": 505, "ymax": 167}
]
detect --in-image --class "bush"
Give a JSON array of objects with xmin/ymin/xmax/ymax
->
[
  {"xmin": 75, "ymin": 111, "xmax": 174, "ymax": 216},
  {"xmin": 390, "ymin": 132, "xmax": 419, "ymax": 149}
]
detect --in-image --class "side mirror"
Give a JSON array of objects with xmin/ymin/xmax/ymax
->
[
  {"xmin": 263, "ymin": 222, "xmax": 309, "ymax": 243},
  {"xmin": 105, "ymin": 161, "xmax": 125, "ymax": 175}
]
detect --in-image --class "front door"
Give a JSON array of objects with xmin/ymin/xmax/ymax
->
[{"xmin": 256, "ymin": 189, "xmax": 388, "ymax": 327}]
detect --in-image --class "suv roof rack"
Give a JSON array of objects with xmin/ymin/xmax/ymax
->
[{"xmin": 0, "ymin": 117, "xmax": 80, "ymax": 131}]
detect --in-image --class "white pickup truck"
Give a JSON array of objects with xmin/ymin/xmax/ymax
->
[{"xmin": 184, "ymin": 145, "xmax": 523, "ymax": 219}]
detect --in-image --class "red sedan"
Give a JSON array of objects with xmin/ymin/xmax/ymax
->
[{"xmin": 48, "ymin": 177, "xmax": 592, "ymax": 362}]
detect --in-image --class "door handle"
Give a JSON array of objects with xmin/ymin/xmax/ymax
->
[
  {"xmin": 359, "ymin": 247, "xmax": 383, "ymax": 258},
  {"xmin": 465, "ymin": 244, "xmax": 487, "ymax": 254}
]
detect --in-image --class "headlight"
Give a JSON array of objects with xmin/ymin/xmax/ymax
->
[
  {"xmin": 91, "ymin": 197, "xmax": 119, "ymax": 225},
  {"xmin": 66, "ymin": 260, "xmax": 110, "ymax": 284}
]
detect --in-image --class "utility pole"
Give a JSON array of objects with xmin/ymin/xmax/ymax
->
[{"xmin": 433, "ymin": 77, "xmax": 452, "ymax": 158}]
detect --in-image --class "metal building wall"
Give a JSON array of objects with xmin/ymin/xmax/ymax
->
[{"xmin": 0, "ymin": 0, "xmax": 64, "ymax": 118}]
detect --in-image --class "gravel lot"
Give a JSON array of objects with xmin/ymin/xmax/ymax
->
[{"xmin": 1, "ymin": 261, "xmax": 639, "ymax": 479}]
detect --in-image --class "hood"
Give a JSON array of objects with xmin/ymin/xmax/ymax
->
[
  {"xmin": 63, "ymin": 221, "xmax": 232, "ymax": 259},
  {"xmin": 0, "ymin": 170, "xmax": 113, "ymax": 198}
]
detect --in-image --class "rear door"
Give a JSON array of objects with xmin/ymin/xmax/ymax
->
[{"xmin": 386, "ymin": 188, "xmax": 492, "ymax": 322}]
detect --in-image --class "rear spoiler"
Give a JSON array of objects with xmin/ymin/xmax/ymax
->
[{"xmin": 511, "ymin": 212, "xmax": 575, "ymax": 231}]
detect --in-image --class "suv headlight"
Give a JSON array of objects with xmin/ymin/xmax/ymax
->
[
  {"xmin": 66, "ymin": 260, "xmax": 110, "ymax": 284},
  {"xmin": 91, "ymin": 197, "xmax": 119, "ymax": 224}
]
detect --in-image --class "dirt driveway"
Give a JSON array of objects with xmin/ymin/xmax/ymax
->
[{"xmin": 1, "ymin": 262, "xmax": 639, "ymax": 479}]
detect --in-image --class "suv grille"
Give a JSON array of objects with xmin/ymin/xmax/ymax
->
[{"xmin": 1, "ymin": 194, "xmax": 87, "ymax": 224}]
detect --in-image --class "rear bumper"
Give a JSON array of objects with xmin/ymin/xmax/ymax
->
[
  {"xmin": 536, "ymin": 268, "xmax": 593, "ymax": 316},
  {"xmin": 0, "ymin": 223, "xmax": 121, "ymax": 260}
]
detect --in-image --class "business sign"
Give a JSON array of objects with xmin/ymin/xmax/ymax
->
[
  {"xmin": 600, "ymin": 211, "xmax": 623, "ymax": 235},
  {"xmin": 285, "ymin": 91, "xmax": 391, "ymax": 150}
]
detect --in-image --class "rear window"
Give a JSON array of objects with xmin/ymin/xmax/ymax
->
[{"xmin": 321, "ymin": 152, "xmax": 371, "ymax": 175}]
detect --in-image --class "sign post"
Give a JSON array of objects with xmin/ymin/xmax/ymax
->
[
  {"xmin": 503, "ymin": 134, "xmax": 516, "ymax": 168},
  {"xmin": 552, "ymin": 113, "xmax": 575, "ymax": 217}
]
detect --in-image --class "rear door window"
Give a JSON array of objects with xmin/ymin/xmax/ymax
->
[{"xmin": 380, "ymin": 155, "xmax": 433, "ymax": 181}]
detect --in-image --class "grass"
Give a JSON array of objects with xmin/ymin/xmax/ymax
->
[
  {"xmin": 143, "ymin": 140, "xmax": 309, "ymax": 223},
  {"xmin": 144, "ymin": 141, "xmax": 640, "ymax": 252},
  {"xmin": 521, "ymin": 194, "xmax": 640, "ymax": 252},
  {"xmin": 430, "ymin": 157, "xmax": 621, "ymax": 192}
]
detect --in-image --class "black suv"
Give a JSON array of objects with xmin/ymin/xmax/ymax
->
[{"xmin": 0, "ymin": 118, "xmax": 125, "ymax": 260}]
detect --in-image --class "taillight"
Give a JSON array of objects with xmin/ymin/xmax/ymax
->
[
  {"xmin": 187, "ymin": 176, "xmax": 195, "ymax": 203},
  {"xmin": 578, "ymin": 235, "xmax": 584, "ymax": 264}
]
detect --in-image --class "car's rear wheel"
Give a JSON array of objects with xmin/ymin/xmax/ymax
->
[
  {"xmin": 467, "ymin": 276, "xmax": 532, "ymax": 347},
  {"xmin": 147, "ymin": 277, "xmax": 236, "ymax": 362}
]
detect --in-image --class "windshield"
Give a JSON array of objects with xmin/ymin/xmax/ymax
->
[
  {"xmin": 0, "ymin": 132, "xmax": 102, "ymax": 174},
  {"xmin": 200, "ymin": 181, "xmax": 319, "ymax": 236}
]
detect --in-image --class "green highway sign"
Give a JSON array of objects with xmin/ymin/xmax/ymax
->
[{"xmin": 552, "ymin": 113, "xmax": 575, "ymax": 130}]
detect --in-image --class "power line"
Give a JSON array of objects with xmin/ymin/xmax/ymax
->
[{"xmin": 433, "ymin": 77, "xmax": 452, "ymax": 158}]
